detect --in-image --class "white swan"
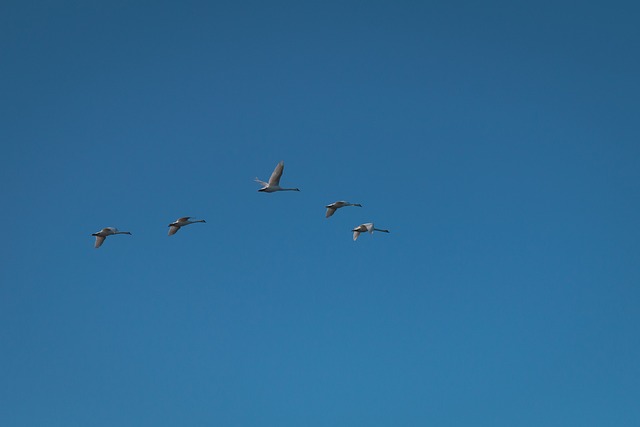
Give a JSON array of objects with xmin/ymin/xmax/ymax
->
[
  {"xmin": 255, "ymin": 161, "xmax": 300, "ymax": 192},
  {"xmin": 352, "ymin": 223, "xmax": 389, "ymax": 241},
  {"xmin": 325, "ymin": 201, "xmax": 362, "ymax": 218},
  {"xmin": 91, "ymin": 227, "xmax": 132, "ymax": 248},
  {"xmin": 168, "ymin": 217, "xmax": 206, "ymax": 236}
]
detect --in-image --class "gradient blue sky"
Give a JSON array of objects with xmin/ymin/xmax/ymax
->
[{"xmin": 1, "ymin": 1, "xmax": 639, "ymax": 426}]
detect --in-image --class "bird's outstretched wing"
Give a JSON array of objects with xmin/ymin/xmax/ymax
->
[
  {"xmin": 268, "ymin": 161, "xmax": 284, "ymax": 186},
  {"xmin": 168, "ymin": 225, "xmax": 180, "ymax": 236},
  {"xmin": 94, "ymin": 236, "xmax": 106, "ymax": 248}
]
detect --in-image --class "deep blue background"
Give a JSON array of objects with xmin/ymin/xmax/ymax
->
[{"xmin": 1, "ymin": 1, "xmax": 639, "ymax": 425}]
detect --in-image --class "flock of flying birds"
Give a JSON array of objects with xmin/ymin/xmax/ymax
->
[{"xmin": 91, "ymin": 161, "xmax": 390, "ymax": 248}]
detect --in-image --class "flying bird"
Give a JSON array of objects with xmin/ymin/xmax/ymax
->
[
  {"xmin": 325, "ymin": 201, "xmax": 362, "ymax": 218},
  {"xmin": 91, "ymin": 227, "xmax": 132, "ymax": 248},
  {"xmin": 168, "ymin": 217, "xmax": 206, "ymax": 236},
  {"xmin": 255, "ymin": 161, "xmax": 300, "ymax": 192},
  {"xmin": 352, "ymin": 223, "xmax": 389, "ymax": 241}
]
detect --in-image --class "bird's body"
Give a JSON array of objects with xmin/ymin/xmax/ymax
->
[
  {"xmin": 91, "ymin": 227, "xmax": 132, "ymax": 248},
  {"xmin": 255, "ymin": 161, "xmax": 300, "ymax": 192},
  {"xmin": 168, "ymin": 216, "xmax": 206, "ymax": 236},
  {"xmin": 352, "ymin": 223, "xmax": 389, "ymax": 241},
  {"xmin": 325, "ymin": 201, "xmax": 362, "ymax": 218}
]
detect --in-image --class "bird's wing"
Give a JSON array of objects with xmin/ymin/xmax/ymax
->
[
  {"xmin": 353, "ymin": 230, "xmax": 361, "ymax": 241},
  {"xmin": 326, "ymin": 207, "xmax": 336, "ymax": 218},
  {"xmin": 94, "ymin": 236, "xmax": 106, "ymax": 248},
  {"xmin": 365, "ymin": 223, "xmax": 374, "ymax": 234},
  {"xmin": 254, "ymin": 177, "xmax": 268, "ymax": 186},
  {"xmin": 168, "ymin": 225, "xmax": 180, "ymax": 236},
  {"xmin": 177, "ymin": 217, "xmax": 191, "ymax": 222},
  {"xmin": 268, "ymin": 161, "xmax": 284, "ymax": 186}
]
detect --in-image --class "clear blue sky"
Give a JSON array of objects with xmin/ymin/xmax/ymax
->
[{"xmin": 1, "ymin": 1, "xmax": 639, "ymax": 425}]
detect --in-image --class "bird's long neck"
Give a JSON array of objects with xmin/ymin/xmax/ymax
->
[
  {"xmin": 281, "ymin": 188, "xmax": 300, "ymax": 191},
  {"xmin": 374, "ymin": 228, "xmax": 389, "ymax": 233},
  {"xmin": 116, "ymin": 231, "xmax": 132, "ymax": 235}
]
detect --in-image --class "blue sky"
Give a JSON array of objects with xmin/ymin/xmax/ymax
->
[{"xmin": 1, "ymin": 1, "xmax": 639, "ymax": 425}]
